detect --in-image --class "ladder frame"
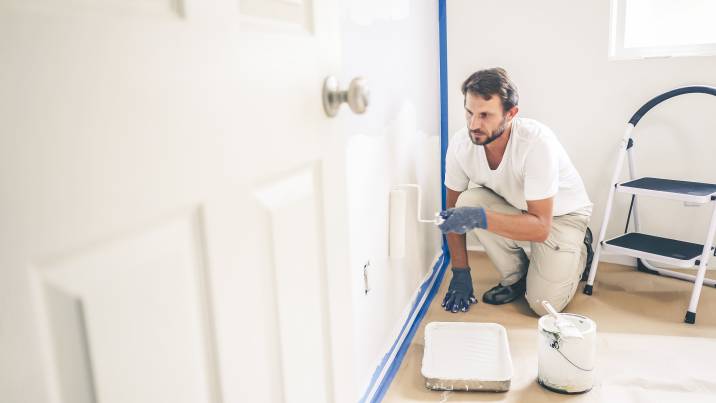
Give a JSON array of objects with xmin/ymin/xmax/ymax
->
[{"xmin": 583, "ymin": 86, "xmax": 716, "ymax": 324}]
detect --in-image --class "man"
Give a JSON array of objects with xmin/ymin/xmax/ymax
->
[{"xmin": 438, "ymin": 67, "xmax": 593, "ymax": 316}]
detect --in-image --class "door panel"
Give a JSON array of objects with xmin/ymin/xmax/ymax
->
[
  {"xmin": 34, "ymin": 212, "xmax": 218, "ymax": 403},
  {"xmin": 0, "ymin": 0, "xmax": 343, "ymax": 402},
  {"xmin": 253, "ymin": 164, "xmax": 331, "ymax": 403}
]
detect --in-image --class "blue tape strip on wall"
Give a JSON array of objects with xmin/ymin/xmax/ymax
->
[{"xmin": 371, "ymin": 256, "xmax": 451, "ymax": 401}]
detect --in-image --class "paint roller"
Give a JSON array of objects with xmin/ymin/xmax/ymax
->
[{"xmin": 389, "ymin": 184, "xmax": 444, "ymax": 259}]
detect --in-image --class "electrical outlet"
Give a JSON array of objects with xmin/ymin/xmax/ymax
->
[{"xmin": 363, "ymin": 261, "xmax": 371, "ymax": 295}]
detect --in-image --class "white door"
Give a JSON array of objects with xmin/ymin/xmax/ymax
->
[{"xmin": 0, "ymin": 1, "xmax": 352, "ymax": 402}]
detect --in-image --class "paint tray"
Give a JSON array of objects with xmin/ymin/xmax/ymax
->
[{"xmin": 421, "ymin": 322, "xmax": 513, "ymax": 392}]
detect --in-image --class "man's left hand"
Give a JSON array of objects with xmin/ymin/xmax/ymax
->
[{"xmin": 442, "ymin": 267, "xmax": 477, "ymax": 313}]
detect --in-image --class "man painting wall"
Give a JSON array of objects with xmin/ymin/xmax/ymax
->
[{"xmin": 438, "ymin": 68, "xmax": 594, "ymax": 316}]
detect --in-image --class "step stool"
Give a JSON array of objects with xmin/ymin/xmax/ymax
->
[{"xmin": 583, "ymin": 86, "xmax": 716, "ymax": 324}]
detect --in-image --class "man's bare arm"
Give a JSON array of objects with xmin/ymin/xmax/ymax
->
[
  {"xmin": 445, "ymin": 188, "xmax": 470, "ymax": 268},
  {"xmin": 484, "ymin": 197, "xmax": 553, "ymax": 242}
]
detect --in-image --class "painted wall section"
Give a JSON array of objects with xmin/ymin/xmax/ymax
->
[
  {"xmin": 340, "ymin": 0, "xmax": 442, "ymax": 397},
  {"xmin": 447, "ymin": 0, "xmax": 716, "ymax": 268}
]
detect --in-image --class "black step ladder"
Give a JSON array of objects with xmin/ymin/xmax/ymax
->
[{"xmin": 583, "ymin": 86, "xmax": 716, "ymax": 324}]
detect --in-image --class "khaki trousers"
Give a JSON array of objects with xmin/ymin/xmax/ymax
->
[{"xmin": 456, "ymin": 187, "xmax": 590, "ymax": 316}]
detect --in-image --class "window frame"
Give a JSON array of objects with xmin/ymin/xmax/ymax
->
[{"xmin": 609, "ymin": 0, "xmax": 716, "ymax": 60}]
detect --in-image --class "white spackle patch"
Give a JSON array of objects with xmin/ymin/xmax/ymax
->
[{"xmin": 438, "ymin": 390, "xmax": 451, "ymax": 403}]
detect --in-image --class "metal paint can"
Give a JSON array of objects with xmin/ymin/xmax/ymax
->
[{"xmin": 537, "ymin": 313, "xmax": 596, "ymax": 394}]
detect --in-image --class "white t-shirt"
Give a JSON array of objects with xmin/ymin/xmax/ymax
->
[{"xmin": 445, "ymin": 117, "xmax": 592, "ymax": 216}]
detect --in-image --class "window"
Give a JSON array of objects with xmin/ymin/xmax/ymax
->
[{"xmin": 609, "ymin": 0, "xmax": 716, "ymax": 59}]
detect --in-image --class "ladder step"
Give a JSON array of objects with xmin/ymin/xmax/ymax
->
[
  {"xmin": 617, "ymin": 177, "xmax": 716, "ymax": 203},
  {"xmin": 603, "ymin": 232, "xmax": 709, "ymax": 268}
]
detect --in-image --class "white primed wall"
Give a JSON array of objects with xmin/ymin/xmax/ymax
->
[
  {"xmin": 447, "ymin": 0, "xmax": 716, "ymax": 268},
  {"xmin": 340, "ymin": 0, "xmax": 442, "ymax": 396}
]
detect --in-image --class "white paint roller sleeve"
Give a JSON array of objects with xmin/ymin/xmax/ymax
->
[{"xmin": 389, "ymin": 189, "xmax": 407, "ymax": 259}]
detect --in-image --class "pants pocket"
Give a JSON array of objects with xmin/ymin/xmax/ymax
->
[
  {"xmin": 531, "ymin": 237, "xmax": 581, "ymax": 284},
  {"xmin": 526, "ymin": 238, "xmax": 583, "ymax": 313}
]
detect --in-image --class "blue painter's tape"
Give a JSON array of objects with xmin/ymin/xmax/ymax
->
[
  {"xmin": 439, "ymin": 0, "xmax": 449, "ymax": 215},
  {"xmin": 371, "ymin": 253, "xmax": 451, "ymax": 402},
  {"xmin": 360, "ymin": 1, "xmax": 452, "ymax": 401},
  {"xmin": 360, "ymin": 252, "xmax": 449, "ymax": 402},
  {"xmin": 438, "ymin": 0, "xmax": 450, "ymax": 257}
]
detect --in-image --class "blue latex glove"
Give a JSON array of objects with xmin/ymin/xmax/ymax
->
[
  {"xmin": 442, "ymin": 267, "xmax": 477, "ymax": 313},
  {"xmin": 438, "ymin": 207, "xmax": 488, "ymax": 234}
]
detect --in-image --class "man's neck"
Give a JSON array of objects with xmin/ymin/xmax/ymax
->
[{"xmin": 484, "ymin": 119, "xmax": 513, "ymax": 156}]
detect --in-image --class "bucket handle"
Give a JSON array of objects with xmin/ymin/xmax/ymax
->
[{"xmin": 547, "ymin": 333, "xmax": 594, "ymax": 372}]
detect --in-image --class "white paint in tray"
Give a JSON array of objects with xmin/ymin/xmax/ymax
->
[{"xmin": 421, "ymin": 322, "xmax": 513, "ymax": 391}]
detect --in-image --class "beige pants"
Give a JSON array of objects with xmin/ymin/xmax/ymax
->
[{"xmin": 456, "ymin": 187, "xmax": 590, "ymax": 316}]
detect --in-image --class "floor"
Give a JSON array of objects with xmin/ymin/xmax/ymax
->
[{"xmin": 384, "ymin": 251, "xmax": 716, "ymax": 403}]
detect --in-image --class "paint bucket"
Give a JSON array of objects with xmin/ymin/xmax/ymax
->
[{"xmin": 537, "ymin": 313, "xmax": 596, "ymax": 394}]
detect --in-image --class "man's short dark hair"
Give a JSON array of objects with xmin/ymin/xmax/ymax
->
[{"xmin": 461, "ymin": 68, "xmax": 519, "ymax": 112}]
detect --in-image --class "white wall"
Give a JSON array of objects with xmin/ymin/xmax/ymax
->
[
  {"xmin": 447, "ymin": 0, "xmax": 716, "ymax": 268},
  {"xmin": 340, "ymin": 0, "xmax": 442, "ymax": 396}
]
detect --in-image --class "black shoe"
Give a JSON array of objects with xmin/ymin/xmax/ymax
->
[
  {"xmin": 581, "ymin": 227, "xmax": 594, "ymax": 282},
  {"xmin": 482, "ymin": 276, "xmax": 526, "ymax": 305}
]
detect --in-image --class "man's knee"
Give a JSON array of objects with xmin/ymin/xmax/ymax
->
[
  {"xmin": 525, "ymin": 292, "xmax": 572, "ymax": 317},
  {"xmin": 525, "ymin": 236, "xmax": 585, "ymax": 313},
  {"xmin": 455, "ymin": 188, "xmax": 518, "ymax": 214},
  {"xmin": 455, "ymin": 188, "xmax": 490, "ymax": 209}
]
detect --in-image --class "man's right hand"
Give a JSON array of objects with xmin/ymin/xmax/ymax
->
[
  {"xmin": 442, "ymin": 267, "xmax": 477, "ymax": 313},
  {"xmin": 438, "ymin": 207, "xmax": 488, "ymax": 234}
]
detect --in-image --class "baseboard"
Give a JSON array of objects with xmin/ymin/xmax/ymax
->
[{"xmin": 360, "ymin": 249, "xmax": 450, "ymax": 402}]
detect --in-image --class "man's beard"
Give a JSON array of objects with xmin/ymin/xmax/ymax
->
[{"xmin": 469, "ymin": 117, "xmax": 508, "ymax": 146}]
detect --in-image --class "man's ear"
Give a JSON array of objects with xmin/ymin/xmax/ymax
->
[{"xmin": 507, "ymin": 106, "xmax": 519, "ymax": 119}]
